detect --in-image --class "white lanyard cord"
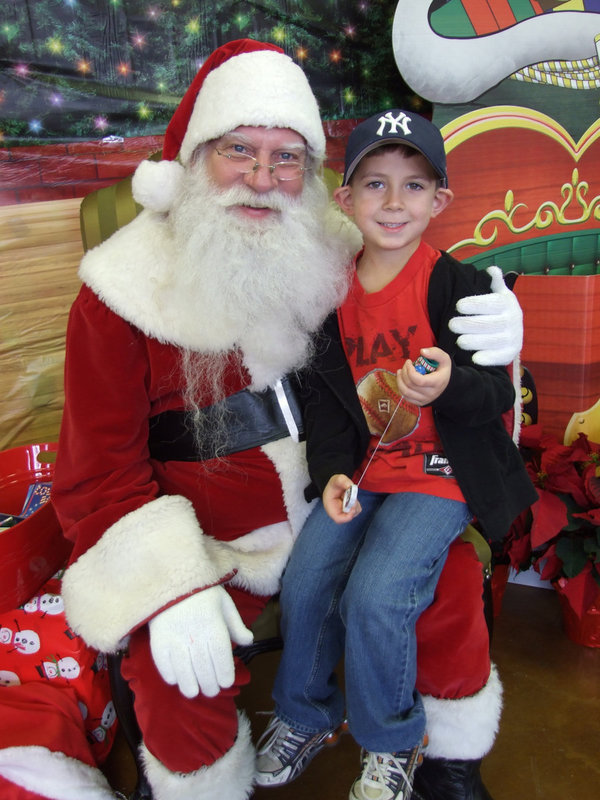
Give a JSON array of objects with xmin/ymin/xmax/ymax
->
[{"xmin": 355, "ymin": 399, "xmax": 402, "ymax": 488}]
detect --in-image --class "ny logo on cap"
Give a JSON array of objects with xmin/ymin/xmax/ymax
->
[{"xmin": 376, "ymin": 111, "xmax": 411, "ymax": 138}]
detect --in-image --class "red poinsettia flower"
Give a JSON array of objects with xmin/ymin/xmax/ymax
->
[
  {"xmin": 573, "ymin": 507, "xmax": 600, "ymax": 525},
  {"xmin": 503, "ymin": 508, "xmax": 531, "ymax": 571},
  {"xmin": 503, "ymin": 431, "xmax": 600, "ymax": 596},
  {"xmin": 530, "ymin": 488, "xmax": 567, "ymax": 548},
  {"xmin": 536, "ymin": 543, "xmax": 563, "ymax": 582},
  {"xmin": 582, "ymin": 462, "xmax": 600, "ymax": 507},
  {"xmin": 568, "ymin": 432, "xmax": 600, "ymax": 463},
  {"xmin": 535, "ymin": 435, "xmax": 589, "ymax": 507}
]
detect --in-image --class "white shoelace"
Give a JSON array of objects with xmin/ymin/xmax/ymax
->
[
  {"xmin": 360, "ymin": 749, "xmax": 418, "ymax": 798},
  {"xmin": 257, "ymin": 717, "xmax": 314, "ymax": 761}
]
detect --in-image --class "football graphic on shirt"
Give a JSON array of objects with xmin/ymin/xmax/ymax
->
[{"xmin": 357, "ymin": 369, "xmax": 419, "ymax": 443}]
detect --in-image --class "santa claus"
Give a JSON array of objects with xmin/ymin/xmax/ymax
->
[{"xmin": 27, "ymin": 39, "xmax": 523, "ymax": 800}]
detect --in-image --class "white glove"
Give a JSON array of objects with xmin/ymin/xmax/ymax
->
[
  {"xmin": 448, "ymin": 265, "xmax": 523, "ymax": 366},
  {"xmin": 149, "ymin": 585, "xmax": 253, "ymax": 698}
]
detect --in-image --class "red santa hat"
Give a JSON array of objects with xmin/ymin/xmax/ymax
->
[{"xmin": 132, "ymin": 38, "xmax": 326, "ymax": 213}]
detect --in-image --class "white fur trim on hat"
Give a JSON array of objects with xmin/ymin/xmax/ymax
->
[
  {"xmin": 132, "ymin": 159, "xmax": 185, "ymax": 213},
  {"xmin": 179, "ymin": 50, "xmax": 326, "ymax": 164}
]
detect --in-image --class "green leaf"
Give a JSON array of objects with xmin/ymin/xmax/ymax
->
[
  {"xmin": 584, "ymin": 536, "xmax": 600, "ymax": 556},
  {"xmin": 555, "ymin": 537, "xmax": 589, "ymax": 578}
]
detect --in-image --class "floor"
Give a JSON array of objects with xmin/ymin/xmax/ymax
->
[{"xmin": 103, "ymin": 583, "xmax": 600, "ymax": 799}]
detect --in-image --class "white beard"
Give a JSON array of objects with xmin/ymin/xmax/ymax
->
[{"xmin": 166, "ymin": 164, "xmax": 353, "ymax": 389}]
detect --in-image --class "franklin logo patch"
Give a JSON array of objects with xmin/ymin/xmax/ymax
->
[{"xmin": 424, "ymin": 453, "xmax": 454, "ymax": 477}]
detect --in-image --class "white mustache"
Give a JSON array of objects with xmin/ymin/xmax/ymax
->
[
  {"xmin": 214, "ymin": 184, "xmax": 292, "ymax": 214},
  {"xmin": 392, "ymin": 2, "xmax": 599, "ymax": 103}
]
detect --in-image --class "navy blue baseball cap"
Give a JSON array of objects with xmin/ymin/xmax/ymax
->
[{"xmin": 342, "ymin": 109, "xmax": 448, "ymax": 187}]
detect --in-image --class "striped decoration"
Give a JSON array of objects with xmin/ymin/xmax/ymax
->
[
  {"xmin": 512, "ymin": 50, "xmax": 600, "ymax": 89},
  {"xmin": 429, "ymin": 1, "xmax": 595, "ymax": 38},
  {"xmin": 431, "ymin": 0, "xmax": 545, "ymax": 37}
]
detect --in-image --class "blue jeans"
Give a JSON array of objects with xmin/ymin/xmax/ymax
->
[{"xmin": 273, "ymin": 490, "xmax": 472, "ymax": 753}]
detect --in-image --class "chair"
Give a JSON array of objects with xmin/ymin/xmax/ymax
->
[
  {"xmin": 84, "ymin": 168, "xmax": 536, "ymax": 800},
  {"xmin": 105, "ymin": 388, "xmax": 536, "ymax": 800}
]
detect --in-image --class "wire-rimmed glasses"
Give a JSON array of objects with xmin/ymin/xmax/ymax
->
[{"xmin": 215, "ymin": 147, "xmax": 308, "ymax": 181}]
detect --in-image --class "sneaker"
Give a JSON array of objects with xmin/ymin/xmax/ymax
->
[
  {"xmin": 255, "ymin": 714, "xmax": 346, "ymax": 787},
  {"xmin": 349, "ymin": 743, "xmax": 424, "ymax": 800}
]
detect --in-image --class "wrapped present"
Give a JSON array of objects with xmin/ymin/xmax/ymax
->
[
  {"xmin": 0, "ymin": 443, "xmax": 72, "ymax": 612},
  {"xmin": 19, "ymin": 482, "xmax": 53, "ymax": 518}
]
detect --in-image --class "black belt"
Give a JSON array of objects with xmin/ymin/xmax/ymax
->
[{"xmin": 148, "ymin": 376, "xmax": 304, "ymax": 462}]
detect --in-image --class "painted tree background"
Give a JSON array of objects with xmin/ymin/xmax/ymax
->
[{"xmin": 1, "ymin": 0, "xmax": 425, "ymax": 146}]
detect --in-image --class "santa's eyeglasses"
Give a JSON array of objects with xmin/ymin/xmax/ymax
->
[{"xmin": 215, "ymin": 147, "xmax": 308, "ymax": 181}]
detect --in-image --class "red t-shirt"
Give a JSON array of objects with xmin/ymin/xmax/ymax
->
[{"xmin": 337, "ymin": 241, "xmax": 464, "ymax": 502}]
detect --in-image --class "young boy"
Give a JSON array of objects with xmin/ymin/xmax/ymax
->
[{"xmin": 255, "ymin": 110, "xmax": 537, "ymax": 800}]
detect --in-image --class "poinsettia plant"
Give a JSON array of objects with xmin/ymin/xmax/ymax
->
[{"xmin": 503, "ymin": 426, "xmax": 600, "ymax": 614}]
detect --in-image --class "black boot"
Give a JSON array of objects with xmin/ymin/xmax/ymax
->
[{"xmin": 412, "ymin": 757, "xmax": 494, "ymax": 800}]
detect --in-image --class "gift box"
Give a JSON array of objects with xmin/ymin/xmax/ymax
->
[{"xmin": 0, "ymin": 443, "xmax": 72, "ymax": 612}]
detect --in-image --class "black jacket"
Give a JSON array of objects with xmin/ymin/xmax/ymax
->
[{"xmin": 299, "ymin": 251, "xmax": 538, "ymax": 543}]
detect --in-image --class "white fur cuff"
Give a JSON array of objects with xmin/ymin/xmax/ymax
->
[
  {"xmin": 0, "ymin": 746, "xmax": 115, "ymax": 800},
  {"xmin": 62, "ymin": 495, "xmax": 224, "ymax": 652},
  {"xmin": 140, "ymin": 711, "xmax": 255, "ymax": 800},
  {"xmin": 422, "ymin": 663, "xmax": 503, "ymax": 759}
]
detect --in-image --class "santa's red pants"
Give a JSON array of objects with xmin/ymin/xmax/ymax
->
[
  {"xmin": 417, "ymin": 537, "xmax": 490, "ymax": 698},
  {"xmin": 122, "ymin": 584, "xmax": 269, "ymax": 772},
  {"xmin": 122, "ymin": 537, "xmax": 490, "ymax": 774}
]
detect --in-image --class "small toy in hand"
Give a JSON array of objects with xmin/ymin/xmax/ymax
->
[
  {"xmin": 413, "ymin": 355, "xmax": 439, "ymax": 374},
  {"xmin": 342, "ymin": 483, "xmax": 358, "ymax": 513}
]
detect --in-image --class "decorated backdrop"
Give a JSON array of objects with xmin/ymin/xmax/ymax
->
[
  {"xmin": 391, "ymin": 0, "xmax": 600, "ymax": 441},
  {"xmin": 1, "ymin": 0, "xmax": 599, "ymax": 451},
  {"xmin": 1, "ymin": 0, "xmax": 420, "ymax": 148}
]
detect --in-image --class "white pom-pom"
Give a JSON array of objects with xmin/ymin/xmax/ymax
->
[{"xmin": 131, "ymin": 159, "xmax": 185, "ymax": 213}]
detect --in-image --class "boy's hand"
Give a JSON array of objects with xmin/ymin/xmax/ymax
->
[
  {"xmin": 323, "ymin": 474, "xmax": 362, "ymax": 523},
  {"xmin": 396, "ymin": 347, "xmax": 450, "ymax": 406}
]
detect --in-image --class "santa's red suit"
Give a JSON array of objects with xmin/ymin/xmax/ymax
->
[
  {"xmin": 51, "ymin": 281, "xmax": 498, "ymax": 798},
  {"xmin": 46, "ymin": 40, "xmax": 511, "ymax": 800},
  {"xmin": 0, "ymin": 572, "xmax": 117, "ymax": 800}
]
